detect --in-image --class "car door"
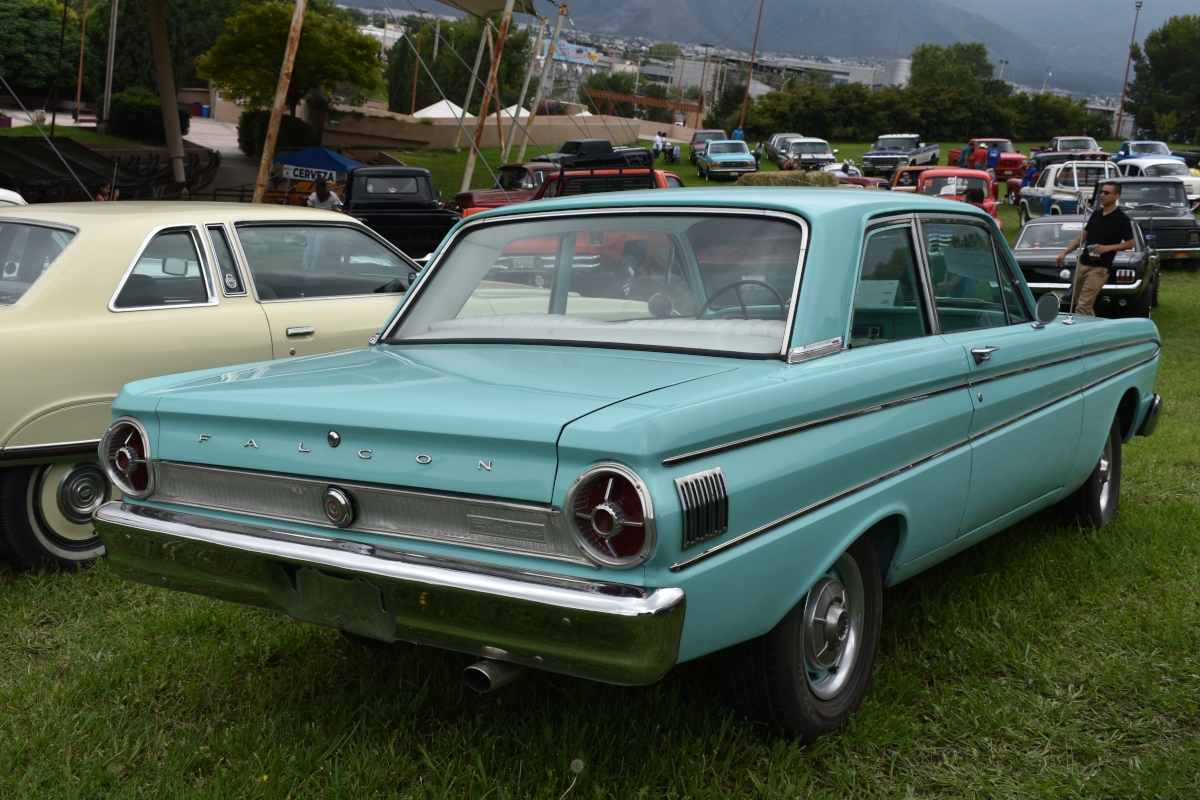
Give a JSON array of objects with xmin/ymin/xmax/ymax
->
[
  {"xmin": 918, "ymin": 215, "xmax": 1083, "ymax": 536},
  {"xmin": 233, "ymin": 221, "xmax": 419, "ymax": 359}
]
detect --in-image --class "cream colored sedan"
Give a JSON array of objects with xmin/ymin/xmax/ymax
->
[{"xmin": 0, "ymin": 202, "xmax": 419, "ymax": 569}]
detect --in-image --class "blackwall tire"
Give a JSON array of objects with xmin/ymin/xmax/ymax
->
[
  {"xmin": 0, "ymin": 462, "xmax": 110, "ymax": 571},
  {"xmin": 1055, "ymin": 418, "xmax": 1122, "ymax": 529},
  {"xmin": 722, "ymin": 534, "xmax": 883, "ymax": 741}
]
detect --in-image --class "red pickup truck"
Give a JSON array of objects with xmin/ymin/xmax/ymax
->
[
  {"xmin": 947, "ymin": 139, "xmax": 1027, "ymax": 181},
  {"xmin": 460, "ymin": 166, "xmax": 683, "ymax": 217},
  {"xmin": 918, "ymin": 168, "xmax": 1003, "ymax": 231}
]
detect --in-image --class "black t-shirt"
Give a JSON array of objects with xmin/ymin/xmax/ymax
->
[{"xmin": 1080, "ymin": 206, "xmax": 1134, "ymax": 268}]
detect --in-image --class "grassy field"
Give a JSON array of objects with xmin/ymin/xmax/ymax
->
[{"xmin": 3, "ymin": 143, "xmax": 1198, "ymax": 798}]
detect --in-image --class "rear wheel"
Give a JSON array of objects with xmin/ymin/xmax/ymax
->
[
  {"xmin": 1055, "ymin": 418, "xmax": 1121, "ymax": 529},
  {"xmin": 1019, "ymin": 203, "xmax": 1031, "ymax": 226},
  {"xmin": 1125, "ymin": 286, "xmax": 1152, "ymax": 318},
  {"xmin": 0, "ymin": 462, "xmax": 111, "ymax": 570},
  {"xmin": 722, "ymin": 534, "xmax": 882, "ymax": 741}
]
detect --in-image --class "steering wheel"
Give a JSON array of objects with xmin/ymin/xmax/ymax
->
[{"xmin": 697, "ymin": 279, "xmax": 786, "ymax": 320}]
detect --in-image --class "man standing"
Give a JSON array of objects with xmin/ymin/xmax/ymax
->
[{"xmin": 1055, "ymin": 181, "xmax": 1135, "ymax": 316}]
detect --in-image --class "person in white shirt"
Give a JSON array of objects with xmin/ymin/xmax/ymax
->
[
  {"xmin": 652, "ymin": 133, "xmax": 664, "ymax": 161},
  {"xmin": 306, "ymin": 177, "xmax": 343, "ymax": 211}
]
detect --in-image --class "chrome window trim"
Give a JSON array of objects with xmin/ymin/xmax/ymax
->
[
  {"xmin": 661, "ymin": 336, "xmax": 1161, "ymax": 468},
  {"xmin": 108, "ymin": 223, "xmax": 218, "ymax": 312},
  {"xmin": 849, "ymin": 215, "xmax": 934, "ymax": 342},
  {"xmin": 203, "ymin": 222, "xmax": 249, "ymax": 297},
  {"xmin": 0, "ymin": 438, "xmax": 101, "ymax": 464},
  {"xmin": 0, "ymin": 217, "xmax": 81, "ymax": 236},
  {"xmin": 379, "ymin": 206, "xmax": 810, "ymax": 358},
  {"xmin": 232, "ymin": 219, "xmax": 419, "ymax": 305},
  {"xmin": 670, "ymin": 346, "xmax": 1161, "ymax": 572}
]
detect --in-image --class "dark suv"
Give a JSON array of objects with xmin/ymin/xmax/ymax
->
[{"xmin": 1088, "ymin": 177, "xmax": 1200, "ymax": 268}]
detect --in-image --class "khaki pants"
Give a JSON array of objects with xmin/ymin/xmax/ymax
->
[{"xmin": 1074, "ymin": 264, "xmax": 1109, "ymax": 316}]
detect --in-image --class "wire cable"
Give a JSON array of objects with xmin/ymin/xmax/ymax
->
[{"xmin": 0, "ymin": 72, "xmax": 94, "ymax": 199}]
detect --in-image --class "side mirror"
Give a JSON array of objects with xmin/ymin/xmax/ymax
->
[
  {"xmin": 162, "ymin": 257, "xmax": 188, "ymax": 276},
  {"xmin": 1145, "ymin": 234, "xmax": 1157, "ymax": 251},
  {"xmin": 436, "ymin": 190, "xmax": 442, "ymax": 198},
  {"xmin": 1034, "ymin": 292, "xmax": 1060, "ymax": 326},
  {"xmin": 918, "ymin": 142, "xmax": 924, "ymax": 147},
  {"xmin": 832, "ymin": 149, "xmax": 840, "ymax": 155}
]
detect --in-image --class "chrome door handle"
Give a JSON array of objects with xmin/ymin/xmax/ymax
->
[
  {"xmin": 970, "ymin": 346, "xmax": 999, "ymax": 365},
  {"xmin": 286, "ymin": 326, "xmax": 315, "ymax": 337}
]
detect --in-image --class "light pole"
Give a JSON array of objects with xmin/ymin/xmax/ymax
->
[
  {"xmin": 1116, "ymin": 0, "xmax": 1143, "ymax": 139},
  {"xmin": 738, "ymin": 0, "xmax": 764, "ymax": 132},
  {"xmin": 409, "ymin": 10, "xmax": 428, "ymax": 116},
  {"xmin": 697, "ymin": 43, "xmax": 713, "ymax": 127},
  {"xmin": 1041, "ymin": 66, "xmax": 1051, "ymax": 94},
  {"xmin": 997, "ymin": 59, "xmax": 1008, "ymax": 81}
]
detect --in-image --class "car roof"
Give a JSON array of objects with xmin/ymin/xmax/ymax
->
[
  {"xmin": 789, "ymin": 137, "xmax": 829, "ymax": 143},
  {"xmin": 1119, "ymin": 157, "xmax": 1186, "ymax": 166},
  {"xmin": 0, "ymin": 201, "xmax": 353, "ymax": 227},
  {"xmin": 1105, "ymin": 176, "xmax": 1186, "ymax": 183},
  {"xmin": 921, "ymin": 168, "xmax": 991, "ymax": 178},
  {"xmin": 351, "ymin": 166, "xmax": 432, "ymax": 177},
  {"xmin": 463, "ymin": 186, "xmax": 994, "ymax": 225}
]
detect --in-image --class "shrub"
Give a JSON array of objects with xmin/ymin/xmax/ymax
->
[
  {"xmin": 108, "ymin": 87, "xmax": 191, "ymax": 142},
  {"xmin": 236, "ymin": 110, "xmax": 318, "ymax": 157},
  {"xmin": 736, "ymin": 170, "xmax": 840, "ymax": 187}
]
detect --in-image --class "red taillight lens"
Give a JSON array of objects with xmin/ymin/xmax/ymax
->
[
  {"xmin": 100, "ymin": 418, "xmax": 154, "ymax": 498},
  {"xmin": 1115, "ymin": 269, "xmax": 1136, "ymax": 284},
  {"xmin": 567, "ymin": 466, "xmax": 655, "ymax": 568}
]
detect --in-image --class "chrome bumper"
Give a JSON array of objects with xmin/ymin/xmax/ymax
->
[{"xmin": 94, "ymin": 503, "xmax": 686, "ymax": 685}]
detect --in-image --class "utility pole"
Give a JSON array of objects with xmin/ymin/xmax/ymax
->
[
  {"xmin": 738, "ymin": 0, "xmax": 764, "ymax": 132},
  {"xmin": 454, "ymin": 22, "xmax": 490, "ymax": 149},
  {"xmin": 1116, "ymin": 0, "xmax": 1143, "ymax": 140},
  {"xmin": 997, "ymin": 59, "xmax": 1008, "ymax": 81},
  {"xmin": 50, "ymin": 0, "xmax": 69, "ymax": 136},
  {"xmin": 74, "ymin": 0, "xmax": 90, "ymax": 123},
  {"xmin": 697, "ymin": 43, "xmax": 713, "ymax": 128},
  {"xmin": 503, "ymin": 14, "xmax": 546, "ymax": 162},
  {"xmin": 410, "ymin": 11, "xmax": 427, "ymax": 116},
  {"xmin": 1041, "ymin": 66, "xmax": 1052, "ymax": 94},
  {"xmin": 517, "ymin": 2, "xmax": 566, "ymax": 163},
  {"xmin": 147, "ymin": 0, "xmax": 186, "ymax": 183},
  {"xmin": 252, "ymin": 0, "xmax": 307, "ymax": 203},
  {"xmin": 461, "ymin": 0, "xmax": 516, "ymax": 193},
  {"xmin": 101, "ymin": 0, "xmax": 118, "ymax": 128}
]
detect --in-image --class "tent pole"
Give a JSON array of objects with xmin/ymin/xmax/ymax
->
[
  {"xmin": 101, "ymin": 0, "xmax": 118, "ymax": 126},
  {"xmin": 147, "ymin": 0, "xmax": 187, "ymax": 184},
  {"xmin": 517, "ymin": 3, "xmax": 565, "ymax": 163},
  {"xmin": 453, "ymin": 24, "xmax": 489, "ymax": 149},
  {"xmin": 74, "ymin": 0, "xmax": 89, "ymax": 123},
  {"xmin": 252, "ymin": 0, "xmax": 307, "ymax": 203},
  {"xmin": 460, "ymin": 0, "xmax": 516, "ymax": 194},
  {"xmin": 489, "ymin": 27, "xmax": 505, "ymax": 152},
  {"xmin": 503, "ymin": 15, "xmax": 545, "ymax": 163}
]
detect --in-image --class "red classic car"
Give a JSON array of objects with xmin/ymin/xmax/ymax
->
[
  {"xmin": 918, "ymin": 168, "xmax": 1003, "ymax": 231},
  {"xmin": 450, "ymin": 162, "xmax": 563, "ymax": 214},
  {"xmin": 947, "ymin": 139, "xmax": 1027, "ymax": 181}
]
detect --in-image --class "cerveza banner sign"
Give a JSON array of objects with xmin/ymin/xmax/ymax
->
[{"xmin": 282, "ymin": 165, "xmax": 339, "ymax": 182}]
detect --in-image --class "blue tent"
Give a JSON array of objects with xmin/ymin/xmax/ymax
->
[{"xmin": 272, "ymin": 147, "xmax": 363, "ymax": 176}]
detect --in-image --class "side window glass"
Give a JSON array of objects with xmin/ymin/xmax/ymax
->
[
  {"xmin": 921, "ymin": 221, "xmax": 1010, "ymax": 332},
  {"xmin": 236, "ymin": 225, "xmax": 417, "ymax": 300},
  {"xmin": 206, "ymin": 224, "xmax": 245, "ymax": 295},
  {"xmin": 114, "ymin": 229, "xmax": 211, "ymax": 309},
  {"xmin": 996, "ymin": 253, "xmax": 1031, "ymax": 324},
  {"xmin": 849, "ymin": 225, "xmax": 927, "ymax": 347},
  {"xmin": 1036, "ymin": 170, "xmax": 1050, "ymax": 189}
]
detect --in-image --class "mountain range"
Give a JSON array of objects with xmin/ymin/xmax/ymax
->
[{"xmin": 364, "ymin": 0, "xmax": 1196, "ymax": 95}]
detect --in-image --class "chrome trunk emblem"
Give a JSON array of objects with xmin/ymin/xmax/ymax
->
[{"xmin": 327, "ymin": 431, "xmax": 341, "ymax": 447}]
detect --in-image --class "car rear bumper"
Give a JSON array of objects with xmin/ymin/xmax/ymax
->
[{"xmin": 94, "ymin": 502, "xmax": 686, "ymax": 685}]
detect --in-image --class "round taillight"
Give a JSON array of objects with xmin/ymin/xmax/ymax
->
[
  {"xmin": 100, "ymin": 417, "xmax": 154, "ymax": 499},
  {"xmin": 565, "ymin": 464, "xmax": 655, "ymax": 568}
]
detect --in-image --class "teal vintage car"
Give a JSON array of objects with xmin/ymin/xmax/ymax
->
[
  {"xmin": 695, "ymin": 140, "xmax": 758, "ymax": 180},
  {"xmin": 93, "ymin": 188, "xmax": 1162, "ymax": 741}
]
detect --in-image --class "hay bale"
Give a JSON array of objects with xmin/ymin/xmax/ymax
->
[{"xmin": 735, "ymin": 170, "xmax": 841, "ymax": 188}]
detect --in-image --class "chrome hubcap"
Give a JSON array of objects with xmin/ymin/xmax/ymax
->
[
  {"xmin": 1097, "ymin": 436, "xmax": 1113, "ymax": 511},
  {"xmin": 802, "ymin": 553, "xmax": 865, "ymax": 700},
  {"xmin": 56, "ymin": 464, "xmax": 109, "ymax": 525}
]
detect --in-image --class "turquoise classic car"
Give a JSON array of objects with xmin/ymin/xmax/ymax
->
[
  {"xmin": 695, "ymin": 140, "xmax": 758, "ymax": 181},
  {"xmin": 93, "ymin": 189, "xmax": 1163, "ymax": 740}
]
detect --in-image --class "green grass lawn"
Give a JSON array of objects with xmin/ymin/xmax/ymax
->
[{"xmin": 0, "ymin": 125, "xmax": 145, "ymax": 148}]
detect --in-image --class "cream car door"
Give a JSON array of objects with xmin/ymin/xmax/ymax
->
[{"xmin": 233, "ymin": 222, "xmax": 418, "ymax": 358}]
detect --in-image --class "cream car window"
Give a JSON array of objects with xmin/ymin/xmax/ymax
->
[
  {"xmin": 235, "ymin": 224, "xmax": 417, "ymax": 301},
  {"xmin": 0, "ymin": 223, "xmax": 74, "ymax": 305},
  {"xmin": 113, "ymin": 229, "xmax": 212, "ymax": 309},
  {"xmin": 206, "ymin": 224, "xmax": 246, "ymax": 295}
]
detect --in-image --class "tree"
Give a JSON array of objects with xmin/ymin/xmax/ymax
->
[
  {"xmin": 910, "ymin": 42, "xmax": 994, "ymax": 91},
  {"xmin": 1125, "ymin": 15, "xmax": 1200, "ymax": 142},
  {"xmin": 0, "ymin": 0, "xmax": 81, "ymax": 95},
  {"xmin": 384, "ymin": 15, "xmax": 532, "ymax": 117},
  {"xmin": 196, "ymin": 2, "xmax": 383, "ymax": 117},
  {"xmin": 648, "ymin": 42, "xmax": 679, "ymax": 60}
]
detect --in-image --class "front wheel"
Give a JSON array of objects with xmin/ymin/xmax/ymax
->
[
  {"xmin": 722, "ymin": 534, "xmax": 883, "ymax": 740},
  {"xmin": 1019, "ymin": 203, "xmax": 1031, "ymax": 226},
  {"xmin": 0, "ymin": 462, "xmax": 112, "ymax": 570},
  {"xmin": 1055, "ymin": 418, "xmax": 1121, "ymax": 528}
]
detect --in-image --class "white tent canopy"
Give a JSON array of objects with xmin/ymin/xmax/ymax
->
[
  {"xmin": 413, "ymin": 100, "xmax": 473, "ymax": 119},
  {"xmin": 501, "ymin": 104, "xmax": 531, "ymax": 118},
  {"xmin": 574, "ymin": 109, "xmax": 593, "ymax": 117}
]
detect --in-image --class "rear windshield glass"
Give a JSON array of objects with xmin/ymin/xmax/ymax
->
[
  {"xmin": 362, "ymin": 176, "xmax": 420, "ymax": 195},
  {"xmin": 708, "ymin": 142, "xmax": 750, "ymax": 155},
  {"xmin": 875, "ymin": 137, "xmax": 919, "ymax": 150},
  {"xmin": 1143, "ymin": 163, "xmax": 1189, "ymax": 177},
  {"xmin": 388, "ymin": 214, "xmax": 807, "ymax": 356},
  {"xmin": 1130, "ymin": 142, "xmax": 1169, "ymax": 155},
  {"xmin": 0, "ymin": 222, "xmax": 75, "ymax": 305},
  {"xmin": 694, "ymin": 132, "xmax": 726, "ymax": 143},
  {"xmin": 1014, "ymin": 221, "xmax": 1085, "ymax": 249},
  {"xmin": 1057, "ymin": 138, "xmax": 1099, "ymax": 151},
  {"xmin": 789, "ymin": 142, "xmax": 831, "ymax": 154},
  {"xmin": 1114, "ymin": 182, "xmax": 1188, "ymax": 209},
  {"xmin": 922, "ymin": 176, "xmax": 990, "ymax": 200}
]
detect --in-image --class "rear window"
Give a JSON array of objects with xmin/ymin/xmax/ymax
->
[
  {"xmin": 0, "ymin": 222, "xmax": 75, "ymax": 305},
  {"xmin": 363, "ymin": 176, "xmax": 420, "ymax": 195}
]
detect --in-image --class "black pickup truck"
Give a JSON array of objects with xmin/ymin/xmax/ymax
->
[
  {"xmin": 531, "ymin": 139, "xmax": 652, "ymax": 169},
  {"xmin": 342, "ymin": 166, "xmax": 459, "ymax": 260}
]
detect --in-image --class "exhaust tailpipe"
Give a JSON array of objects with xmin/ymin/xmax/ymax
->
[{"xmin": 464, "ymin": 659, "xmax": 525, "ymax": 694}]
